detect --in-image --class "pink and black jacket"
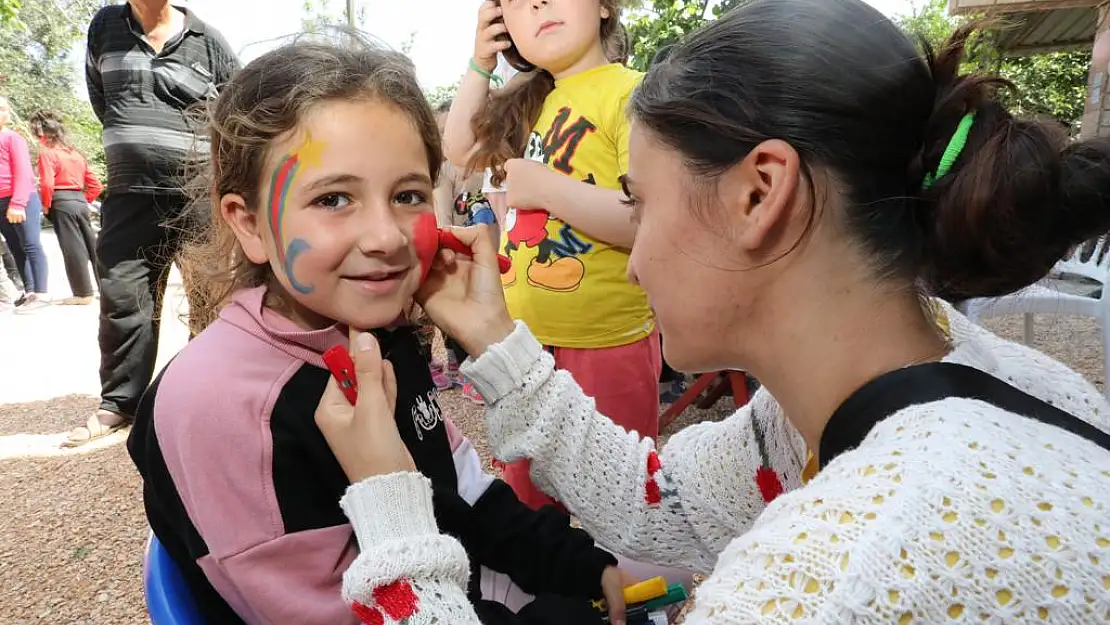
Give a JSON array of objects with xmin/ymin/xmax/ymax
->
[{"xmin": 127, "ymin": 287, "xmax": 615, "ymax": 624}]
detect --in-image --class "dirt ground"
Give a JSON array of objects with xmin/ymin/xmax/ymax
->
[{"xmin": 0, "ymin": 313, "xmax": 1102, "ymax": 624}]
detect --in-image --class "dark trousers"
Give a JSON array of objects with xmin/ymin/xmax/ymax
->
[
  {"xmin": 0, "ymin": 234, "xmax": 22, "ymax": 292},
  {"xmin": 97, "ymin": 192, "xmax": 188, "ymax": 418},
  {"xmin": 0, "ymin": 193, "xmax": 49, "ymax": 293},
  {"xmin": 48, "ymin": 190, "xmax": 99, "ymax": 298}
]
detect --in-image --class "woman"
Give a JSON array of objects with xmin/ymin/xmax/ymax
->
[
  {"xmin": 30, "ymin": 110, "xmax": 102, "ymax": 306},
  {"xmin": 0, "ymin": 95, "xmax": 50, "ymax": 313},
  {"xmin": 315, "ymin": 1, "xmax": 1110, "ymax": 623}
]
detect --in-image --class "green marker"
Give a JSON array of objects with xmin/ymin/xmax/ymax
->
[{"xmin": 639, "ymin": 583, "xmax": 688, "ymax": 612}]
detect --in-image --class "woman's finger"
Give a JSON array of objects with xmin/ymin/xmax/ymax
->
[
  {"xmin": 383, "ymin": 360, "xmax": 398, "ymax": 412},
  {"xmin": 441, "ymin": 225, "xmax": 499, "ymax": 270}
]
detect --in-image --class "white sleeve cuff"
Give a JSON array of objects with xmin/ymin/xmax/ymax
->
[
  {"xmin": 340, "ymin": 472, "xmax": 439, "ymax": 546},
  {"xmin": 459, "ymin": 320, "xmax": 544, "ymax": 404}
]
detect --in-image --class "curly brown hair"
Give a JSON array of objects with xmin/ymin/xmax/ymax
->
[
  {"xmin": 179, "ymin": 35, "xmax": 443, "ymax": 332},
  {"xmin": 468, "ymin": 0, "xmax": 624, "ymax": 185}
]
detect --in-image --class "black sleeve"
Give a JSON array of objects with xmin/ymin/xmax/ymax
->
[
  {"xmin": 85, "ymin": 10, "xmax": 106, "ymax": 123},
  {"xmin": 461, "ymin": 480, "xmax": 617, "ymax": 598}
]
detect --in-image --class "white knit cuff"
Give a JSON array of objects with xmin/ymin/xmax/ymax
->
[
  {"xmin": 340, "ymin": 472, "xmax": 438, "ymax": 546},
  {"xmin": 460, "ymin": 320, "xmax": 544, "ymax": 404}
]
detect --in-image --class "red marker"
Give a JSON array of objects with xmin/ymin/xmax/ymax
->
[
  {"xmin": 413, "ymin": 212, "xmax": 511, "ymax": 282},
  {"xmin": 322, "ymin": 346, "xmax": 358, "ymax": 405}
]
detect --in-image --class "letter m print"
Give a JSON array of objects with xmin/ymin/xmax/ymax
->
[{"xmin": 542, "ymin": 107, "xmax": 597, "ymax": 174}]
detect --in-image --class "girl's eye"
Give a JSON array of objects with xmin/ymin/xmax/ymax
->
[
  {"xmin": 395, "ymin": 190, "xmax": 429, "ymax": 207},
  {"xmin": 312, "ymin": 193, "xmax": 352, "ymax": 210}
]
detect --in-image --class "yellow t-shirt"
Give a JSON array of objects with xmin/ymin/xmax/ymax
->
[{"xmin": 501, "ymin": 63, "xmax": 654, "ymax": 348}]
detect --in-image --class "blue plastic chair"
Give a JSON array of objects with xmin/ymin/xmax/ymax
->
[{"xmin": 144, "ymin": 532, "xmax": 206, "ymax": 625}]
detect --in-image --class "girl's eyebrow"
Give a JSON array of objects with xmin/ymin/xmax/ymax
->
[
  {"xmin": 300, "ymin": 171, "xmax": 434, "ymax": 193},
  {"xmin": 394, "ymin": 172, "xmax": 434, "ymax": 187},
  {"xmin": 303, "ymin": 173, "xmax": 362, "ymax": 192}
]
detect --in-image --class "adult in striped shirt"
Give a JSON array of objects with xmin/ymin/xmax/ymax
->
[{"xmin": 65, "ymin": 1, "xmax": 238, "ymax": 447}]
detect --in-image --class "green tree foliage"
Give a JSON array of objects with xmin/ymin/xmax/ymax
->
[
  {"xmin": 0, "ymin": 0, "xmax": 106, "ymax": 179},
  {"xmin": 0, "ymin": 0, "xmax": 21, "ymax": 25},
  {"xmin": 624, "ymin": 0, "xmax": 746, "ymax": 71},
  {"xmin": 897, "ymin": 0, "xmax": 1089, "ymax": 128}
]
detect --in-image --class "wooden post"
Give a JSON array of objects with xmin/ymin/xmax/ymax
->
[
  {"xmin": 1081, "ymin": 4, "xmax": 1110, "ymax": 138},
  {"xmin": 346, "ymin": 0, "xmax": 356, "ymax": 27}
]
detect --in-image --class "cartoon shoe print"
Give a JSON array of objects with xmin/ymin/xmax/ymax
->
[{"xmin": 526, "ymin": 255, "xmax": 584, "ymax": 292}]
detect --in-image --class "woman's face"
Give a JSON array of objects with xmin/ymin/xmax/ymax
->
[
  {"xmin": 624, "ymin": 123, "xmax": 808, "ymax": 374},
  {"xmin": 623, "ymin": 125, "xmax": 744, "ymax": 372}
]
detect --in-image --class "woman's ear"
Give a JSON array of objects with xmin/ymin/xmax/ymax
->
[
  {"xmin": 600, "ymin": 4, "xmax": 610, "ymax": 19},
  {"xmin": 717, "ymin": 139, "xmax": 801, "ymax": 254},
  {"xmin": 220, "ymin": 193, "xmax": 270, "ymax": 264}
]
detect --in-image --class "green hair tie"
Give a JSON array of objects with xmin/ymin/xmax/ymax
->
[{"xmin": 922, "ymin": 112, "xmax": 976, "ymax": 190}]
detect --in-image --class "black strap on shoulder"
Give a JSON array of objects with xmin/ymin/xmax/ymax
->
[{"xmin": 820, "ymin": 361, "xmax": 1110, "ymax": 469}]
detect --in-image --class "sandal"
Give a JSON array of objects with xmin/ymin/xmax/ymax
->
[{"xmin": 61, "ymin": 414, "xmax": 128, "ymax": 448}]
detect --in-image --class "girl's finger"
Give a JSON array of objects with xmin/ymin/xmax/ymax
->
[
  {"xmin": 350, "ymin": 330, "xmax": 384, "ymax": 394},
  {"xmin": 315, "ymin": 377, "xmax": 354, "ymax": 427},
  {"xmin": 482, "ymin": 22, "xmax": 509, "ymax": 40}
]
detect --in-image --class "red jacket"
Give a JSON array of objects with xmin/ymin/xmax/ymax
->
[{"xmin": 36, "ymin": 144, "xmax": 102, "ymax": 210}]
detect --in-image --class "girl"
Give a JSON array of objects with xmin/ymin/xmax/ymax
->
[
  {"xmin": 320, "ymin": 1, "xmax": 1110, "ymax": 623},
  {"xmin": 30, "ymin": 110, "xmax": 102, "ymax": 306},
  {"xmin": 443, "ymin": 0, "xmax": 660, "ymax": 510},
  {"xmin": 126, "ymin": 39, "xmax": 632, "ymax": 625},
  {"xmin": 0, "ymin": 95, "xmax": 50, "ymax": 313}
]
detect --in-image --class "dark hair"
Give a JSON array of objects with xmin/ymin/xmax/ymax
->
[
  {"xmin": 28, "ymin": 110, "xmax": 74, "ymax": 150},
  {"xmin": 180, "ymin": 36, "xmax": 442, "ymax": 330},
  {"xmin": 632, "ymin": 0, "xmax": 1110, "ymax": 301},
  {"xmin": 435, "ymin": 99, "xmax": 453, "ymax": 115},
  {"xmin": 469, "ymin": 0, "xmax": 624, "ymax": 184}
]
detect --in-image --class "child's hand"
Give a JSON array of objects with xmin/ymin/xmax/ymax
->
[
  {"xmin": 473, "ymin": 0, "xmax": 511, "ymax": 73},
  {"xmin": 600, "ymin": 566, "xmax": 639, "ymax": 625},
  {"xmin": 504, "ymin": 158, "xmax": 559, "ymax": 211},
  {"xmin": 416, "ymin": 224, "xmax": 515, "ymax": 358},
  {"xmin": 315, "ymin": 329, "xmax": 415, "ymax": 483}
]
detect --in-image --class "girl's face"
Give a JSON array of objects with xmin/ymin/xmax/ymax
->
[
  {"xmin": 501, "ymin": 0, "xmax": 609, "ymax": 75},
  {"xmin": 224, "ymin": 98, "xmax": 434, "ymax": 331}
]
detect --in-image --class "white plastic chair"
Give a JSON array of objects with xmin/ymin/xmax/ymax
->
[{"xmin": 958, "ymin": 237, "xmax": 1110, "ymax": 399}]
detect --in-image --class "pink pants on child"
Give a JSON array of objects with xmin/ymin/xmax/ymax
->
[{"xmin": 501, "ymin": 328, "xmax": 662, "ymax": 510}]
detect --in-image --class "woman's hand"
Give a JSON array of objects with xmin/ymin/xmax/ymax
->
[
  {"xmin": 5, "ymin": 207, "xmax": 25, "ymax": 224},
  {"xmin": 473, "ymin": 1, "xmax": 511, "ymax": 73},
  {"xmin": 600, "ymin": 566, "xmax": 639, "ymax": 625},
  {"xmin": 315, "ymin": 329, "xmax": 415, "ymax": 483},
  {"xmin": 416, "ymin": 224, "xmax": 515, "ymax": 358}
]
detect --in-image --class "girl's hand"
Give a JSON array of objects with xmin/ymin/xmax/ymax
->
[
  {"xmin": 5, "ymin": 208, "xmax": 25, "ymax": 224},
  {"xmin": 504, "ymin": 158, "xmax": 559, "ymax": 211},
  {"xmin": 474, "ymin": 0, "xmax": 511, "ymax": 73},
  {"xmin": 315, "ymin": 329, "xmax": 415, "ymax": 483},
  {"xmin": 416, "ymin": 224, "xmax": 515, "ymax": 358}
]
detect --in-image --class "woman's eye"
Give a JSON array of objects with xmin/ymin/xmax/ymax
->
[
  {"xmin": 312, "ymin": 193, "xmax": 352, "ymax": 210},
  {"xmin": 395, "ymin": 190, "xmax": 428, "ymax": 207}
]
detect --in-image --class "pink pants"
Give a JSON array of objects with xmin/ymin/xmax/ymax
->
[{"xmin": 502, "ymin": 328, "xmax": 662, "ymax": 510}]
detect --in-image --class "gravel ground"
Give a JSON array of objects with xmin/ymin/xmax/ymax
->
[{"xmin": 0, "ymin": 313, "xmax": 1102, "ymax": 624}]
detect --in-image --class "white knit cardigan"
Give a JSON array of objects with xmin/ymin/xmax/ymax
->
[{"xmin": 338, "ymin": 305, "xmax": 1110, "ymax": 624}]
